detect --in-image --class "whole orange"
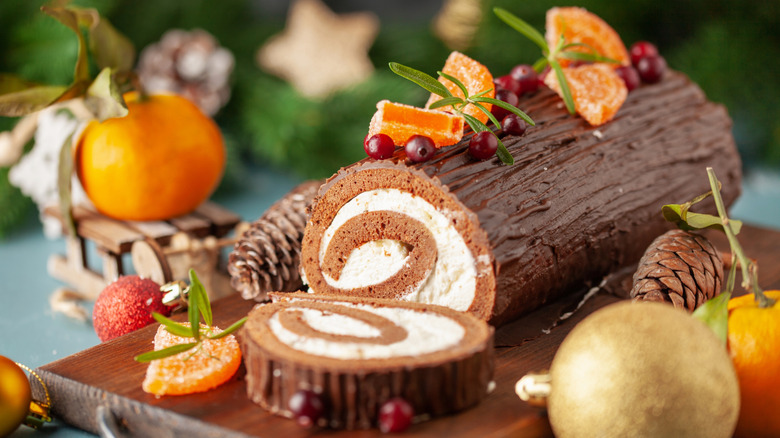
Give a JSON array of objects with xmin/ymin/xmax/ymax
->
[
  {"xmin": 75, "ymin": 92, "xmax": 225, "ymax": 221},
  {"xmin": 727, "ymin": 290, "xmax": 780, "ymax": 438}
]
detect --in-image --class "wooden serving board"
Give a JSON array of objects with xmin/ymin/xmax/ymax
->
[{"xmin": 33, "ymin": 225, "xmax": 780, "ymax": 438}]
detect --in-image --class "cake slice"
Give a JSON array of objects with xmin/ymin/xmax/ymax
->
[{"xmin": 239, "ymin": 292, "xmax": 494, "ymax": 429}]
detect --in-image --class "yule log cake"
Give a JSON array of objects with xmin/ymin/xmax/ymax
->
[
  {"xmin": 300, "ymin": 70, "xmax": 741, "ymax": 325},
  {"xmin": 239, "ymin": 292, "xmax": 494, "ymax": 429}
]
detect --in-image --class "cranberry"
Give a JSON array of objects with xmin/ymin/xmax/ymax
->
[
  {"xmin": 469, "ymin": 131, "xmax": 498, "ymax": 160},
  {"xmin": 288, "ymin": 389, "xmax": 325, "ymax": 428},
  {"xmin": 636, "ymin": 55, "xmax": 667, "ymax": 84},
  {"xmin": 501, "ymin": 114, "xmax": 527, "ymax": 136},
  {"xmin": 494, "ymin": 74, "xmax": 521, "ymax": 95},
  {"xmin": 490, "ymin": 89, "xmax": 519, "ymax": 121},
  {"xmin": 510, "ymin": 64, "xmax": 539, "ymax": 95},
  {"xmin": 404, "ymin": 135, "xmax": 436, "ymax": 162},
  {"xmin": 378, "ymin": 397, "xmax": 414, "ymax": 433},
  {"xmin": 629, "ymin": 41, "xmax": 659, "ymax": 67},
  {"xmin": 364, "ymin": 133, "xmax": 395, "ymax": 159},
  {"xmin": 615, "ymin": 65, "xmax": 640, "ymax": 92}
]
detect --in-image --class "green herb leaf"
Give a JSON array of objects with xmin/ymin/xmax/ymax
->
[
  {"xmin": 550, "ymin": 60, "xmax": 575, "ymax": 114},
  {"xmin": 134, "ymin": 342, "xmax": 200, "ymax": 362},
  {"xmin": 532, "ymin": 57, "xmax": 549, "ymax": 73},
  {"xmin": 662, "ymin": 204, "xmax": 742, "ymax": 234},
  {"xmin": 389, "ymin": 62, "xmax": 451, "ymax": 98},
  {"xmin": 471, "ymin": 102, "xmax": 502, "ymax": 128},
  {"xmin": 462, "ymin": 113, "xmax": 490, "ymax": 133},
  {"xmin": 437, "ymin": 70, "xmax": 469, "ymax": 99},
  {"xmin": 692, "ymin": 292, "xmax": 730, "ymax": 345},
  {"xmin": 471, "ymin": 88, "xmax": 493, "ymax": 99},
  {"xmin": 207, "ymin": 317, "xmax": 248, "ymax": 340},
  {"xmin": 557, "ymin": 50, "xmax": 618, "ymax": 64},
  {"xmin": 189, "ymin": 269, "xmax": 212, "ymax": 327},
  {"xmin": 428, "ymin": 96, "xmax": 465, "ymax": 110},
  {"xmin": 152, "ymin": 312, "xmax": 194, "ymax": 338},
  {"xmin": 494, "ymin": 7, "xmax": 549, "ymax": 52},
  {"xmin": 496, "ymin": 139, "xmax": 514, "ymax": 165},
  {"xmin": 472, "ymin": 96, "xmax": 535, "ymax": 126},
  {"xmin": 57, "ymin": 130, "xmax": 76, "ymax": 237},
  {"xmin": 188, "ymin": 278, "xmax": 201, "ymax": 341}
]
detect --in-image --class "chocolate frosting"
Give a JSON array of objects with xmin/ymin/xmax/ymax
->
[{"xmin": 307, "ymin": 70, "xmax": 741, "ymax": 325}]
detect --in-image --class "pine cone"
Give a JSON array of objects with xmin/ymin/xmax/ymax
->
[
  {"xmin": 228, "ymin": 180, "xmax": 322, "ymax": 301},
  {"xmin": 137, "ymin": 29, "xmax": 234, "ymax": 116},
  {"xmin": 630, "ymin": 229, "xmax": 724, "ymax": 311}
]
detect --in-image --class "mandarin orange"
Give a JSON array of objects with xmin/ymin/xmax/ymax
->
[
  {"xmin": 425, "ymin": 51, "xmax": 495, "ymax": 124},
  {"xmin": 367, "ymin": 100, "xmax": 464, "ymax": 148},
  {"xmin": 141, "ymin": 323, "xmax": 241, "ymax": 396},
  {"xmin": 544, "ymin": 63, "xmax": 627, "ymax": 126},
  {"xmin": 727, "ymin": 290, "xmax": 780, "ymax": 438},
  {"xmin": 75, "ymin": 92, "xmax": 225, "ymax": 221},
  {"xmin": 546, "ymin": 7, "xmax": 629, "ymax": 67}
]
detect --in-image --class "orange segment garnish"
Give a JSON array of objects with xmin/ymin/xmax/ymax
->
[
  {"xmin": 368, "ymin": 100, "xmax": 464, "ymax": 147},
  {"xmin": 425, "ymin": 51, "xmax": 495, "ymax": 124},
  {"xmin": 141, "ymin": 323, "xmax": 242, "ymax": 396},
  {"xmin": 545, "ymin": 7, "xmax": 629, "ymax": 67},
  {"xmin": 544, "ymin": 63, "xmax": 627, "ymax": 126}
]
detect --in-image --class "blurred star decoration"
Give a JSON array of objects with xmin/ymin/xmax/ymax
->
[
  {"xmin": 137, "ymin": 29, "xmax": 235, "ymax": 116},
  {"xmin": 257, "ymin": 0, "xmax": 379, "ymax": 99}
]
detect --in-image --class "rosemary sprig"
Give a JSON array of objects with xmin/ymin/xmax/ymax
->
[
  {"xmin": 389, "ymin": 62, "xmax": 535, "ymax": 165},
  {"xmin": 494, "ymin": 7, "xmax": 619, "ymax": 115},
  {"xmin": 134, "ymin": 269, "xmax": 247, "ymax": 363}
]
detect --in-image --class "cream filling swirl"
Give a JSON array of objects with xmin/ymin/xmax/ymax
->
[{"xmin": 318, "ymin": 189, "xmax": 477, "ymax": 312}]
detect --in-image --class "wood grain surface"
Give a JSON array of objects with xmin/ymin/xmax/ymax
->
[{"xmin": 33, "ymin": 225, "xmax": 780, "ymax": 438}]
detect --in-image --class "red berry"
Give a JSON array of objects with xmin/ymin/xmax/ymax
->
[
  {"xmin": 404, "ymin": 135, "xmax": 436, "ymax": 162},
  {"xmin": 378, "ymin": 397, "xmax": 414, "ymax": 433},
  {"xmin": 501, "ymin": 114, "xmax": 527, "ymax": 137},
  {"xmin": 537, "ymin": 66, "xmax": 551, "ymax": 88},
  {"xmin": 494, "ymin": 74, "xmax": 521, "ymax": 95},
  {"xmin": 364, "ymin": 133, "xmax": 395, "ymax": 159},
  {"xmin": 490, "ymin": 88, "xmax": 519, "ymax": 121},
  {"xmin": 615, "ymin": 65, "xmax": 641, "ymax": 91},
  {"xmin": 469, "ymin": 131, "xmax": 498, "ymax": 160},
  {"xmin": 510, "ymin": 64, "xmax": 539, "ymax": 95},
  {"xmin": 636, "ymin": 55, "xmax": 667, "ymax": 84},
  {"xmin": 289, "ymin": 389, "xmax": 325, "ymax": 428},
  {"xmin": 630, "ymin": 41, "xmax": 659, "ymax": 67},
  {"xmin": 92, "ymin": 275, "xmax": 169, "ymax": 342}
]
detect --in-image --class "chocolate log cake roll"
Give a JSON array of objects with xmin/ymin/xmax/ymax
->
[
  {"xmin": 240, "ymin": 292, "xmax": 494, "ymax": 429},
  {"xmin": 300, "ymin": 71, "xmax": 742, "ymax": 325}
]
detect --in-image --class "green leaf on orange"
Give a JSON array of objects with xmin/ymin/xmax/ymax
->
[
  {"xmin": 692, "ymin": 292, "xmax": 731, "ymax": 345},
  {"xmin": 84, "ymin": 68, "xmax": 128, "ymax": 122}
]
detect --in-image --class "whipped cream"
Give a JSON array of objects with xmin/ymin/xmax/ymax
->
[
  {"xmin": 318, "ymin": 188, "xmax": 476, "ymax": 311},
  {"xmin": 270, "ymin": 301, "xmax": 465, "ymax": 359}
]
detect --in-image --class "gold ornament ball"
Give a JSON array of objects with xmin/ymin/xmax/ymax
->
[
  {"xmin": 548, "ymin": 301, "xmax": 740, "ymax": 438},
  {"xmin": 0, "ymin": 356, "xmax": 31, "ymax": 436}
]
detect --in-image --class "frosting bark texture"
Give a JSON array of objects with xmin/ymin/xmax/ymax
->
[{"xmin": 301, "ymin": 71, "xmax": 742, "ymax": 325}]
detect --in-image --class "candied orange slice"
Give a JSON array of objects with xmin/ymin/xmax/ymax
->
[
  {"xmin": 546, "ymin": 7, "xmax": 629, "ymax": 67},
  {"xmin": 544, "ymin": 63, "xmax": 627, "ymax": 126},
  {"xmin": 368, "ymin": 100, "xmax": 464, "ymax": 147},
  {"xmin": 141, "ymin": 323, "xmax": 241, "ymax": 396},
  {"xmin": 425, "ymin": 51, "xmax": 495, "ymax": 124}
]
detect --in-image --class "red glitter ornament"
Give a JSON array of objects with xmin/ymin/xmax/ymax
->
[{"xmin": 92, "ymin": 275, "xmax": 171, "ymax": 342}]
